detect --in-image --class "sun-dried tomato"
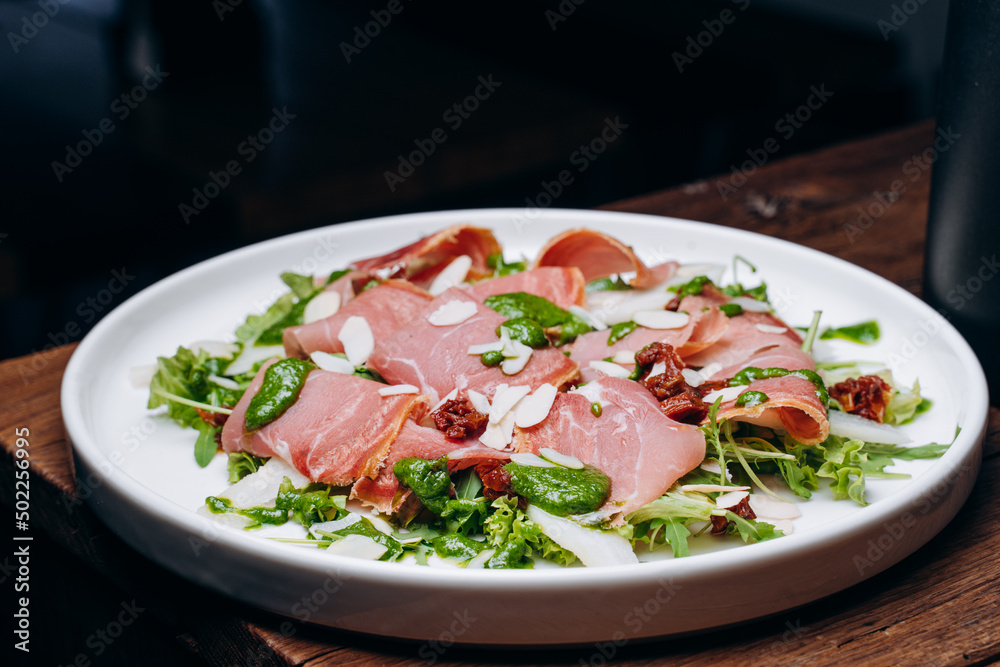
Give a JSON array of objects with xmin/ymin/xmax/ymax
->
[
  {"xmin": 710, "ymin": 494, "xmax": 757, "ymax": 535},
  {"xmin": 474, "ymin": 460, "xmax": 525, "ymax": 506},
  {"xmin": 431, "ymin": 398, "xmax": 488, "ymax": 439},
  {"xmin": 829, "ymin": 375, "xmax": 892, "ymax": 423},
  {"xmin": 634, "ymin": 342, "xmax": 708, "ymax": 424},
  {"xmin": 196, "ymin": 407, "xmax": 229, "ymax": 428}
]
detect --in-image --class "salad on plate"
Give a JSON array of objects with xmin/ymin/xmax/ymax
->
[{"xmin": 140, "ymin": 224, "xmax": 948, "ymax": 568}]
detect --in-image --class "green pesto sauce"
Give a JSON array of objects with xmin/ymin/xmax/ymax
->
[
  {"xmin": 244, "ymin": 358, "xmax": 315, "ymax": 431},
  {"xmin": 393, "ymin": 456, "xmax": 450, "ymax": 514},
  {"xmin": 819, "ymin": 320, "xmax": 881, "ymax": 345},
  {"xmin": 484, "ymin": 292, "xmax": 591, "ymax": 346},
  {"xmin": 728, "ymin": 366, "xmax": 829, "ymax": 407},
  {"xmin": 498, "ymin": 318, "xmax": 550, "ymax": 348},
  {"xmin": 590, "ymin": 402, "xmax": 603, "ymax": 417},
  {"xmin": 205, "ymin": 496, "xmax": 289, "ymax": 526},
  {"xmin": 669, "ymin": 275, "xmax": 712, "ymax": 300},
  {"xmin": 607, "ymin": 320, "xmax": 638, "ymax": 345},
  {"xmin": 504, "ymin": 462, "xmax": 611, "ymax": 517},
  {"xmin": 431, "ymin": 533, "xmax": 484, "ymax": 560},
  {"xmin": 736, "ymin": 390, "xmax": 769, "ymax": 408},
  {"xmin": 718, "ymin": 303, "xmax": 744, "ymax": 317},
  {"xmin": 328, "ymin": 518, "xmax": 403, "ymax": 561},
  {"xmin": 586, "ymin": 276, "xmax": 633, "ymax": 292},
  {"xmin": 486, "ymin": 537, "xmax": 532, "ymax": 569},
  {"xmin": 480, "ymin": 350, "xmax": 504, "ymax": 367}
]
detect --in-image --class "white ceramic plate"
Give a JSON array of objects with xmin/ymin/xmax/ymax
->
[{"xmin": 62, "ymin": 208, "xmax": 989, "ymax": 646}]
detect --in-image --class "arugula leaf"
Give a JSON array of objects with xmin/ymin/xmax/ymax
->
[
  {"xmin": 487, "ymin": 253, "xmax": 527, "ymax": 277},
  {"xmin": 586, "ymin": 276, "xmax": 632, "ymax": 292},
  {"xmin": 319, "ymin": 517, "xmax": 404, "ymax": 561},
  {"xmin": 669, "ymin": 275, "xmax": 712, "ymax": 300},
  {"xmin": 227, "ymin": 453, "xmax": 268, "ymax": 483},
  {"xmin": 724, "ymin": 513, "xmax": 783, "ymax": 543},
  {"xmin": 275, "ymin": 477, "xmax": 346, "ymax": 527},
  {"xmin": 237, "ymin": 272, "xmax": 327, "ymax": 346},
  {"xmin": 193, "ymin": 422, "xmax": 220, "ymax": 467},
  {"xmin": 885, "ymin": 380, "xmax": 933, "ymax": 425}
]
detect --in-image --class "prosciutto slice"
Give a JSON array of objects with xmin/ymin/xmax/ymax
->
[
  {"xmin": 462, "ymin": 267, "xmax": 586, "ymax": 310},
  {"xmin": 684, "ymin": 309, "xmax": 803, "ymax": 373},
  {"xmin": 368, "ymin": 288, "xmax": 579, "ymax": 402},
  {"xmin": 706, "ymin": 344, "xmax": 815, "ymax": 381},
  {"xmin": 570, "ymin": 293, "xmax": 729, "ymax": 382},
  {"xmin": 513, "ymin": 377, "xmax": 706, "ymax": 521},
  {"xmin": 349, "ymin": 224, "xmax": 501, "ymax": 286},
  {"xmin": 714, "ymin": 375, "xmax": 829, "ymax": 445},
  {"xmin": 350, "ymin": 422, "xmax": 510, "ymax": 516},
  {"xmin": 283, "ymin": 280, "xmax": 432, "ymax": 359},
  {"xmin": 221, "ymin": 361, "xmax": 430, "ymax": 486},
  {"xmin": 532, "ymin": 227, "xmax": 677, "ymax": 289}
]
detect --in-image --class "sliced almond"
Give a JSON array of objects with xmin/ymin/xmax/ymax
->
[
  {"xmin": 649, "ymin": 361, "xmax": 666, "ymax": 378},
  {"xmin": 568, "ymin": 305, "xmax": 607, "ymax": 331},
  {"xmin": 755, "ymin": 323, "xmax": 787, "ymax": 334},
  {"xmin": 428, "ymin": 255, "xmax": 473, "ymax": 296},
  {"xmin": 467, "ymin": 341, "xmax": 505, "ymax": 355},
  {"xmin": 489, "ymin": 385, "xmax": 531, "ymax": 424},
  {"xmin": 538, "ymin": 447, "xmax": 584, "ymax": 469},
  {"xmin": 715, "ymin": 489, "xmax": 750, "ymax": 509},
  {"xmin": 729, "ymin": 296, "xmax": 772, "ymax": 313},
  {"xmin": 681, "ymin": 368, "xmax": 704, "ymax": 386},
  {"xmin": 509, "ymin": 452, "xmax": 556, "ymax": 467},
  {"xmin": 378, "ymin": 384, "xmax": 419, "ymax": 396},
  {"xmin": 588, "ymin": 360, "xmax": 630, "ymax": 379},
  {"xmin": 702, "ymin": 386, "xmax": 746, "ymax": 404},
  {"xmin": 208, "ymin": 374, "xmax": 241, "ymax": 390},
  {"xmin": 501, "ymin": 348, "xmax": 532, "ymax": 375},
  {"xmin": 324, "ymin": 534, "xmax": 387, "ymax": 560},
  {"xmin": 611, "ymin": 349, "xmax": 636, "ymax": 364},
  {"xmin": 467, "ymin": 389, "xmax": 491, "ymax": 415},
  {"xmin": 303, "ymin": 291, "xmax": 342, "ymax": 324},
  {"xmin": 337, "ymin": 316, "xmax": 374, "ymax": 366},
  {"xmin": 632, "ymin": 310, "xmax": 690, "ymax": 330},
  {"xmin": 428, "ymin": 300, "xmax": 477, "ymax": 326},
  {"xmin": 430, "ymin": 388, "xmax": 459, "ymax": 413},
  {"xmin": 310, "ymin": 351, "xmax": 356, "ymax": 374},
  {"xmin": 514, "ymin": 384, "xmax": 558, "ymax": 428}
]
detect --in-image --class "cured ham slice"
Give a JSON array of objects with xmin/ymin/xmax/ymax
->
[
  {"xmin": 463, "ymin": 267, "xmax": 586, "ymax": 310},
  {"xmin": 706, "ymin": 344, "xmax": 815, "ymax": 381},
  {"xmin": 570, "ymin": 293, "xmax": 729, "ymax": 383},
  {"xmin": 350, "ymin": 422, "xmax": 511, "ymax": 516},
  {"xmin": 349, "ymin": 224, "xmax": 501, "ymax": 286},
  {"xmin": 368, "ymin": 288, "xmax": 579, "ymax": 402},
  {"xmin": 283, "ymin": 280, "xmax": 432, "ymax": 359},
  {"xmin": 221, "ymin": 362, "xmax": 430, "ymax": 486},
  {"xmin": 513, "ymin": 377, "xmax": 706, "ymax": 521},
  {"xmin": 714, "ymin": 375, "xmax": 829, "ymax": 445},
  {"xmin": 684, "ymin": 309, "xmax": 803, "ymax": 373},
  {"xmin": 532, "ymin": 227, "xmax": 677, "ymax": 289}
]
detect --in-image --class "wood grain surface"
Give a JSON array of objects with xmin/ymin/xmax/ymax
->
[{"xmin": 2, "ymin": 120, "xmax": 998, "ymax": 667}]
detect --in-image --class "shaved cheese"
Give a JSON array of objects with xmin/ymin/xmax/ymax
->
[
  {"xmin": 514, "ymin": 383, "xmax": 558, "ymax": 428},
  {"xmin": 681, "ymin": 368, "xmax": 704, "ymax": 386},
  {"xmin": 586, "ymin": 289, "xmax": 675, "ymax": 325},
  {"xmin": 367, "ymin": 515, "xmax": 397, "ymax": 536},
  {"xmin": 428, "ymin": 255, "xmax": 473, "ymax": 296},
  {"xmin": 465, "ymin": 548, "xmax": 496, "ymax": 569},
  {"xmin": 467, "ymin": 341, "xmax": 505, "ymax": 355},
  {"xmin": 755, "ymin": 323, "xmax": 788, "ymax": 334},
  {"xmin": 225, "ymin": 344, "xmax": 284, "ymax": 376},
  {"xmin": 702, "ymin": 386, "xmax": 745, "ymax": 404},
  {"xmin": 209, "ymin": 374, "xmax": 241, "ymax": 390},
  {"xmin": 568, "ymin": 305, "xmax": 607, "ymax": 331},
  {"xmin": 129, "ymin": 364, "xmax": 156, "ymax": 389},
  {"xmin": 310, "ymin": 351, "xmax": 355, "ymax": 374},
  {"xmin": 729, "ymin": 296, "xmax": 772, "ymax": 313},
  {"xmin": 715, "ymin": 490, "xmax": 749, "ymax": 509},
  {"xmin": 467, "ymin": 389, "xmax": 491, "ymax": 415},
  {"xmin": 633, "ymin": 310, "xmax": 690, "ymax": 330},
  {"xmin": 527, "ymin": 505, "xmax": 638, "ymax": 567},
  {"xmin": 671, "ymin": 263, "xmax": 725, "ymax": 285},
  {"xmin": 588, "ymin": 360, "xmax": 630, "ymax": 379},
  {"xmin": 309, "ymin": 513, "xmax": 362, "ymax": 537},
  {"xmin": 509, "ymin": 452, "xmax": 557, "ymax": 467},
  {"xmin": 303, "ymin": 291, "xmax": 341, "ymax": 323},
  {"xmin": 747, "ymin": 493, "xmax": 801, "ymax": 520},
  {"xmin": 378, "ymin": 384, "xmax": 419, "ymax": 396},
  {"xmin": 649, "ymin": 361, "xmax": 666, "ymax": 378},
  {"xmin": 430, "ymin": 388, "xmax": 459, "ymax": 413},
  {"xmin": 612, "ymin": 349, "xmax": 636, "ymax": 364},
  {"xmin": 698, "ymin": 362, "xmax": 723, "ymax": 379},
  {"xmin": 538, "ymin": 447, "xmax": 584, "ymax": 469},
  {"xmin": 338, "ymin": 316, "xmax": 374, "ymax": 365},
  {"xmin": 325, "ymin": 534, "xmax": 388, "ymax": 560},
  {"xmin": 220, "ymin": 458, "xmax": 311, "ymax": 508},
  {"xmin": 770, "ymin": 519, "xmax": 796, "ymax": 534},
  {"xmin": 700, "ymin": 460, "xmax": 722, "ymax": 474},
  {"xmin": 480, "ymin": 409, "xmax": 517, "ymax": 450},
  {"xmin": 500, "ymin": 343, "xmax": 533, "ymax": 375},
  {"xmin": 681, "ymin": 484, "xmax": 750, "ymax": 494},
  {"xmin": 828, "ymin": 410, "xmax": 911, "ymax": 445},
  {"xmin": 428, "ymin": 300, "xmax": 477, "ymax": 326}
]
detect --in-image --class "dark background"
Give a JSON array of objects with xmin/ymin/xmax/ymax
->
[{"xmin": 0, "ymin": 0, "xmax": 947, "ymax": 362}]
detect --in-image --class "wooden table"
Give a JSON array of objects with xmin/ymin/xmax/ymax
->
[{"xmin": 3, "ymin": 120, "xmax": 998, "ymax": 666}]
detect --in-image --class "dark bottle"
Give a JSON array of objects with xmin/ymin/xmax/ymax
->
[{"xmin": 923, "ymin": 0, "xmax": 1000, "ymax": 400}]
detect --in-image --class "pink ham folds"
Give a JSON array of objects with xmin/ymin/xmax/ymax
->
[
  {"xmin": 282, "ymin": 280, "xmax": 432, "ymax": 359},
  {"xmin": 349, "ymin": 224, "xmax": 501, "ymax": 287},
  {"xmin": 462, "ymin": 267, "xmax": 586, "ymax": 310},
  {"xmin": 221, "ymin": 361, "xmax": 430, "ymax": 486},
  {"xmin": 368, "ymin": 287, "xmax": 579, "ymax": 402},
  {"xmin": 715, "ymin": 375, "xmax": 829, "ymax": 445},
  {"xmin": 513, "ymin": 377, "xmax": 706, "ymax": 521},
  {"xmin": 684, "ymin": 307, "xmax": 803, "ymax": 373},
  {"xmin": 533, "ymin": 227, "xmax": 677, "ymax": 288}
]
